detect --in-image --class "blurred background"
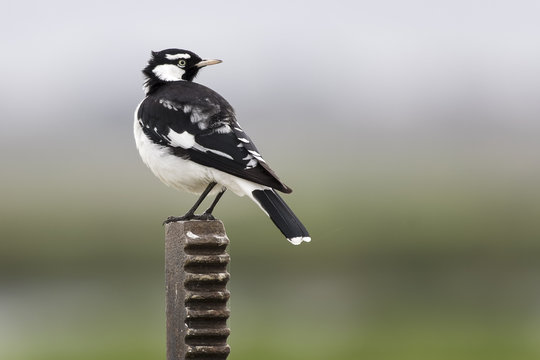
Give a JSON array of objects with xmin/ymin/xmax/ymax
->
[{"xmin": 2, "ymin": 0, "xmax": 540, "ymax": 359}]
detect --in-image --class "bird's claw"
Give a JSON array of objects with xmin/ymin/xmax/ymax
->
[
  {"xmin": 163, "ymin": 215, "xmax": 192, "ymax": 225},
  {"xmin": 198, "ymin": 213, "xmax": 216, "ymax": 221},
  {"xmin": 163, "ymin": 213, "xmax": 216, "ymax": 225}
]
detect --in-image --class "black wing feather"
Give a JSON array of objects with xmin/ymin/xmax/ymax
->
[{"xmin": 138, "ymin": 81, "xmax": 292, "ymax": 193}]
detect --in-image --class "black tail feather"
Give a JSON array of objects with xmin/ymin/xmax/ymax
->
[{"xmin": 251, "ymin": 189, "xmax": 310, "ymax": 245}]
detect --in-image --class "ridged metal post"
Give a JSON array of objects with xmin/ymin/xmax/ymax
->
[{"xmin": 165, "ymin": 220, "xmax": 231, "ymax": 360}]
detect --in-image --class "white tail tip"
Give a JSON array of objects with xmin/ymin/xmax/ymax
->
[{"xmin": 288, "ymin": 236, "xmax": 312, "ymax": 245}]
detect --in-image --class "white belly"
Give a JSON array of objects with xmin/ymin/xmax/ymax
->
[
  {"xmin": 133, "ymin": 117, "xmax": 214, "ymax": 194},
  {"xmin": 133, "ymin": 106, "xmax": 267, "ymax": 197}
]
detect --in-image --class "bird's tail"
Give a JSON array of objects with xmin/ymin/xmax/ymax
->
[{"xmin": 251, "ymin": 189, "xmax": 311, "ymax": 245}]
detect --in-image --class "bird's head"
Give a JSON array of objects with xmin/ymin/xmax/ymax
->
[{"xmin": 142, "ymin": 49, "xmax": 221, "ymax": 90}]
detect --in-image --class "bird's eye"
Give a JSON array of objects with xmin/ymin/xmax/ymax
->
[{"xmin": 178, "ymin": 60, "xmax": 187, "ymax": 67}]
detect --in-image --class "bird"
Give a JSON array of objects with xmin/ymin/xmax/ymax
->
[{"xmin": 134, "ymin": 49, "xmax": 310, "ymax": 245}]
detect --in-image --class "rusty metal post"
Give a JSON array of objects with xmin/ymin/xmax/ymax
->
[{"xmin": 165, "ymin": 220, "xmax": 231, "ymax": 360}]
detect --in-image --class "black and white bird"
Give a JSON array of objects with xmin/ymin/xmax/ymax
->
[{"xmin": 134, "ymin": 49, "xmax": 310, "ymax": 245}]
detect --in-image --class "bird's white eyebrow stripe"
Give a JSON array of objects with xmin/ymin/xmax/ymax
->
[{"xmin": 165, "ymin": 53, "xmax": 191, "ymax": 60}]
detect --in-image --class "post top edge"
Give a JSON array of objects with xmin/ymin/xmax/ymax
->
[{"xmin": 165, "ymin": 219, "xmax": 227, "ymax": 238}]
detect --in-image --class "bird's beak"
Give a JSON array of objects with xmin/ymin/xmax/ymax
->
[{"xmin": 195, "ymin": 59, "xmax": 222, "ymax": 68}]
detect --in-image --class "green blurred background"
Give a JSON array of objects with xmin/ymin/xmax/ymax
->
[{"xmin": 2, "ymin": 1, "xmax": 540, "ymax": 359}]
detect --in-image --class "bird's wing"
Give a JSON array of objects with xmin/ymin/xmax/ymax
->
[{"xmin": 137, "ymin": 95, "xmax": 292, "ymax": 193}]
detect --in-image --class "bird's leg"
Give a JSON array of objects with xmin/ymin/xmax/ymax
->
[
  {"xmin": 199, "ymin": 188, "xmax": 227, "ymax": 220},
  {"xmin": 163, "ymin": 182, "xmax": 217, "ymax": 224},
  {"xmin": 184, "ymin": 182, "xmax": 217, "ymax": 218}
]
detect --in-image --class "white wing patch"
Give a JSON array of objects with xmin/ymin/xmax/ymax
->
[
  {"xmin": 245, "ymin": 157, "xmax": 258, "ymax": 169},
  {"xmin": 248, "ymin": 149, "xmax": 266, "ymax": 163},
  {"xmin": 188, "ymin": 107, "xmax": 207, "ymax": 128},
  {"xmin": 202, "ymin": 148, "xmax": 234, "ymax": 160},
  {"xmin": 168, "ymin": 129, "xmax": 196, "ymax": 148},
  {"xmin": 167, "ymin": 128, "xmax": 233, "ymax": 160},
  {"xmin": 159, "ymin": 99, "xmax": 179, "ymax": 111},
  {"xmin": 215, "ymin": 124, "xmax": 232, "ymax": 134},
  {"xmin": 242, "ymin": 151, "xmax": 263, "ymax": 169},
  {"xmin": 181, "ymin": 103, "xmax": 222, "ymax": 130}
]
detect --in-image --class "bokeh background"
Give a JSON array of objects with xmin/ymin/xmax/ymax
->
[{"xmin": 2, "ymin": 1, "xmax": 540, "ymax": 359}]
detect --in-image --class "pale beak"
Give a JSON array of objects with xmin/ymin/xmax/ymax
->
[{"xmin": 195, "ymin": 59, "xmax": 223, "ymax": 68}]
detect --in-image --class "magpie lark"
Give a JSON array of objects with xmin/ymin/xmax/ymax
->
[{"xmin": 134, "ymin": 49, "xmax": 310, "ymax": 245}]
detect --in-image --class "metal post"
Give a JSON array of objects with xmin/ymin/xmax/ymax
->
[{"xmin": 165, "ymin": 220, "xmax": 231, "ymax": 360}]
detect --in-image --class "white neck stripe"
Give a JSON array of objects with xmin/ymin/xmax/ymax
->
[{"xmin": 152, "ymin": 64, "xmax": 185, "ymax": 81}]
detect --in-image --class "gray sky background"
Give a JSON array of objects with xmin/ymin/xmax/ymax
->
[{"xmin": 1, "ymin": 0, "xmax": 540, "ymax": 162}]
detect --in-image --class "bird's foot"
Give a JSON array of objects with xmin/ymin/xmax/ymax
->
[
  {"xmin": 197, "ymin": 212, "xmax": 216, "ymax": 221},
  {"xmin": 163, "ymin": 213, "xmax": 216, "ymax": 225},
  {"xmin": 163, "ymin": 215, "xmax": 193, "ymax": 225}
]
